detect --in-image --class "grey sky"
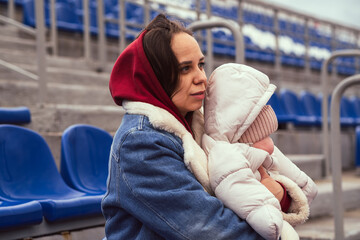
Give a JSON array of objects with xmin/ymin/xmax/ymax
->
[{"xmin": 262, "ymin": 0, "xmax": 360, "ymax": 30}]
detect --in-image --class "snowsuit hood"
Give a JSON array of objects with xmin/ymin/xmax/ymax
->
[{"xmin": 204, "ymin": 63, "xmax": 276, "ymax": 143}]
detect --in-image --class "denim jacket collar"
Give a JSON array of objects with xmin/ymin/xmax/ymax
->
[{"xmin": 123, "ymin": 100, "xmax": 213, "ymax": 194}]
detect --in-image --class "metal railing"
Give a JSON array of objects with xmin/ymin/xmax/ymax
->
[
  {"xmin": 321, "ymin": 50, "xmax": 360, "ymax": 177},
  {"xmin": 329, "ymin": 73, "xmax": 360, "ymax": 240},
  {"xmin": 89, "ymin": 0, "xmax": 360, "ymax": 76},
  {"xmin": 3, "ymin": 0, "xmax": 360, "ymax": 94},
  {"xmin": 0, "ymin": 1, "xmax": 51, "ymax": 105},
  {"xmin": 188, "ymin": 18, "xmax": 245, "ymax": 72}
]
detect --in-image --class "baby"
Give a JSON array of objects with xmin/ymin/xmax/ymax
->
[{"xmin": 202, "ymin": 63, "xmax": 318, "ymax": 240}]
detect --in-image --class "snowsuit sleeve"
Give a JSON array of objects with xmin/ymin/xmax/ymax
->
[
  {"xmin": 208, "ymin": 141, "xmax": 283, "ymax": 240},
  {"xmin": 271, "ymin": 146, "xmax": 318, "ymax": 205}
]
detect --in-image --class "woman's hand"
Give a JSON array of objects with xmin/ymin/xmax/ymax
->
[{"xmin": 258, "ymin": 166, "xmax": 284, "ymax": 202}]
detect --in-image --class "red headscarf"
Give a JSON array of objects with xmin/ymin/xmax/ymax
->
[{"xmin": 109, "ymin": 31, "xmax": 193, "ymax": 134}]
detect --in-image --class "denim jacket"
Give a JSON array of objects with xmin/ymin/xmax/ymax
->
[{"xmin": 101, "ymin": 101, "xmax": 264, "ymax": 240}]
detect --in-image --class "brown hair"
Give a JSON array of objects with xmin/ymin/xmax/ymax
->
[{"xmin": 142, "ymin": 14, "xmax": 193, "ymax": 98}]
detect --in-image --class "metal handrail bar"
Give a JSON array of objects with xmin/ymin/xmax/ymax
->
[
  {"xmin": 35, "ymin": 0, "xmax": 47, "ymax": 105},
  {"xmin": 204, "ymin": 0, "xmax": 213, "ymax": 75},
  {"xmin": 8, "ymin": 0, "xmax": 14, "ymax": 20},
  {"xmin": 119, "ymin": 0, "xmax": 126, "ymax": 52},
  {"xmin": 187, "ymin": 18, "xmax": 245, "ymax": 64},
  {"xmin": 0, "ymin": 15, "xmax": 36, "ymax": 35},
  {"xmin": 244, "ymin": 0, "xmax": 360, "ymax": 32},
  {"xmin": 0, "ymin": 58, "xmax": 38, "ymax": 81},
  {"xmin": 93, "ymin": 0, "xmax": 359, "ymax": 74},
  {"xmin": 321, "ymin": 50, "xmax": 360, "ymax": 177},
  {"xmin": 83, "ymin": 0, "xmax": 91, "ymax": 61},
  {"xmin": 330, "ymin": 74, "xmax": 360, "ymax": 240},
  {"xmin": 49, "ymin": 0, "xmax": 58, "ymax": 56},
  {"xmin": 97, "ymin": 0, "xmax": 106, "ymax": 71}
]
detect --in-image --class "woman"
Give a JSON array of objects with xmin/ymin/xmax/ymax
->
[{"xmin": 102, "ymin": 14, "xmax": 264, "ymax": 239}]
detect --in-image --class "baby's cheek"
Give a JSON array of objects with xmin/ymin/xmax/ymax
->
[{"xmin": 252, "ymin": 137, "xmax": 274, "ymax": 155}]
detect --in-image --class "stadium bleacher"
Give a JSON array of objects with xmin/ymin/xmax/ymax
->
[
  {"xmin": 0, "ymin": 125, "xmax": 103, "ymax": 222},
  {"xmin": 0, "ymin": 106, "xmax": 31, "ymax": 124},
  {"xmin": 60, "ymin": 124, "xmax": 112, "ymax": 195},
  {"xmin": 7, "ymin": 0, "xmax": 357, "ymax": 75},
  {"xmin": 0, "ymin": 200, "xmax": 43, "ymax": 230},
  {"xmin": 1, "ymin": 0, "xmax": 360, "ymax": 239}
]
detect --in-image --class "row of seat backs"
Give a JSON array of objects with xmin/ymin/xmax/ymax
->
[
  {"xmin": 268, "ymin": 89, "xmax": 360, "ymax": 127},
  {"xmin": 0, "ymin": 124, "xmax": 112, "ymax": 229},
  {"xmin": 14, "ymin": 0, "xmax": 357, "ymax": 74},
  {"xmin": 0, "ymin": 106, "xmax": 31, "ymax": 124}
]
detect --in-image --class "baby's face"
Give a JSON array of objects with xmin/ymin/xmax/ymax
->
[{"xmin": 251, "ymin": 136, "xmax": 274, "ymax": 155}]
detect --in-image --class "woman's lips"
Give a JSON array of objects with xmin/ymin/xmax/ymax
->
[{"xmin": 191, "ymin": 91, "xmax": 205, "ymax": 100}]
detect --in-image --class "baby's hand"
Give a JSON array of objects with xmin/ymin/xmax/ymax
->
[{"xmin": 258, "ymin": 166, "xmax": 284, "ymax": 202}]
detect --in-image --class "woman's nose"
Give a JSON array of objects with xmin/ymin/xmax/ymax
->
[{"xmin": 194, "ymin": 69, "xmax": 207, "ymax": 86}]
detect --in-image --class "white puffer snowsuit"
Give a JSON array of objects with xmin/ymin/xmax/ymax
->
[{"xmin": 201, "ymin": 63, "xmax": 318, "ymax": 240}]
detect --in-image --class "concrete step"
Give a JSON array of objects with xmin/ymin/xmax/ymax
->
[
  {"xmin": 0, "ymin": 22, "xmax": 35, "ymax": 38},
  {"xmin": 28, "ymin": 103, "xmax": 124, "ymax": 133},
  {"xmin": 295, "ymin": 171, "xmax": 360, "ymax": 239},
  {"xmin": 296, "ymin": 208, "xmax": 360, "ymax": 240},
  {"xmin": 0, "ymin": 34, "xmax": 36, "ymax": 52},
  {"xmin": 0, "ymin": 78, "xmax": 114, "ymax": 105},
  {"xmin": 28, "ymin": 103, "xmax": 124, "ymax": 168},
  {"xmin": 287, "ymin": 154, "xmax": 324, "ymax": 181},
  {"xmin": 309, "ymin": 171, "xmax": 360, "ymax": 218},
  {"xmin": 0, "ymin": 47, "xmax": 113, "ymax": 72},
  {"xmin": 32, "ymin": 226, "xmax": 105, "ymax": 240},
  {"xmin": 273, "ymin": 129, "xmax": 355, "ymax": 171},
  {"xmin": 0, "ymin": 62, "xmax": 110, "ymax": 85}
]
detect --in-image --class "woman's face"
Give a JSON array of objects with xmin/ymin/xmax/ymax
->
[{"xmin": 171, "ymin": 32, "xmax": 207, "ymax": 116}]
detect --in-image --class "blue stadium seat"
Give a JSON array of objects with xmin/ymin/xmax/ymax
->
[
  {"xmin": 267, "ymin": 92, "xmax": 295, "ymax": 124},
  {"xmin": 0, "ymin": 125, "xmax": 103, "ymax": 222},
  {"xmin": 22, "ymin": 0, "xmax": 38, "ymax": 27},
  {"xmin": 299, "ymin": 91, "xmax": 322, "ymax": 125},
  {"xmin": 55, "ymin": 1, "xmax": 82, "ymax": 32},
  {"xmin": 355, "ymin": 126, "xmax": 360, "ymax": 169},
  {"xmin": 61, "ymin": 124, "xmax": 112, "ymax": 195},
  {"xmin": 0, "ymin": 0, "xmax": 26, "ymax": 5},
  {"xmin": 0, "ymin": 200, "xmax": 43, "ymax": 229},
  {"xmin": 280, "ymin": 89, "xmax": 318, "ymax": 126},
  {"xmin": 350, "ymin": 96, "xmax": 360, "ymax": 118},
  {"xmin": 0, "ymin": 106, "xmax": 31, "ymax": 124},
  {"xmin": 340, "ymin": 97, "xmax": 358, "ymax": 126},
  {"xmin": 320, "ymin": 95, "xmax": 357, "ymax": 126},
  {"xmin": 22, "ymin": 0, "xmax": 82, "ymax": 32}
]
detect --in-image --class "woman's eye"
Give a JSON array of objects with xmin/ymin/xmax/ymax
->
[
  {"xmin": 199, "ymin": 62, "xmax": 205, "ymax": 69},
  {"xmin": 181, "ymin": 66, "xmax": 190, "ymax": 72}
]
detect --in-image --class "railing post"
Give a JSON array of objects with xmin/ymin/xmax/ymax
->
[
  {"xmin": 8, "ymin": 0, "xmax": 15, "ymax": 20},
  {"xmin": 330, "ymin": 25, "xmax": 337, "ymax": 77},
  {"xmin": 330, "ymin": 74, "xmax": 360, "ymax": 240},
  {"xmin": 97, "ymin": 0, "xmax": 106, "ymax": 71},
  {"xmin": 144, "ymin": 0, "xmax": 150, "ymax": 26},
  {"xmin": 50, "ymin": 0, "xmax": 58, "ymax": 55},
  {"xmin": 304, "ymin": 18, "xmax": 310, "ymax": 79},
  {"xmin": 273, "ymin": 9, "xmax": 282, "ymax": 85},
  {"xmin": 83, "ymin": 0, "xmax": 91, "ymax": 61},
  {"xmin": 119, "ymin": 0, "xmax": 126, "ymax": 52},
  {"xmin": 321, "ymin": 50, "xmax": 360, "ymax": 178},
  {"xmin": 35, "ymin": 0, "xmax": 47, "ymax": 105},
  {"xmin": 195, "ymin": 0, "xmax": 201, "ymax": 20},
  {"xmin": 188, "ymin": 19, "xmax": 244, "ymax": 65},
  {"xmin": 237, "ymin": 0, "xmax": 244, "ymax": 41},
  {"xmin": 205, "ymin": 0, "xmax": 213, "ymax": 76}
]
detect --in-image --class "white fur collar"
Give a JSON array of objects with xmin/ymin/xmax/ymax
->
[
  {"xmin": 122, "ymin": 101, "xmax": 212, "ymax": 194},
  {"xmin": 272, "ymin": 174, "xmax": 310, "ymax": 226}
]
